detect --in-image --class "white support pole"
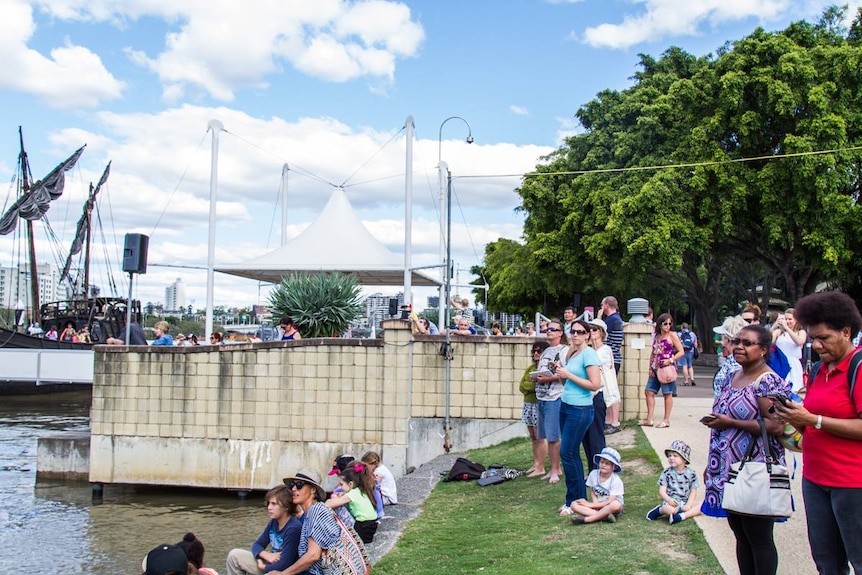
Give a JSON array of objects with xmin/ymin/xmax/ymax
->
[
  {"xmin": 281, "ymin": 163, "xmax": 289, "ymax": 247},
  {"xmin": 205, "ymin": 119, "xmax": 224, "ymax": 341},
  {"xmin": 403, "ymin": 115, "xmax": 414, "ymax": 308}
]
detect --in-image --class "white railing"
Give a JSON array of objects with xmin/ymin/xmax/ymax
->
[{"xmin": 0, "ymin": 349, "xmax": 94, "ymax": 385}]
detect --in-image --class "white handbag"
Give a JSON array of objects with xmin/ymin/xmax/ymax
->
[
  {"xmin": 722, "ymin": 416, "xmax": 792, "ymax": 518},
  {"xmin": 601, "ymin": 364, "xmax": 621, "ymax": 407}
]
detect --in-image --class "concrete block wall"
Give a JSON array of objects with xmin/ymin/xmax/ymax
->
[{"xmin": 89, "ymin": 320, "xmax": 647, "ymax": 491}]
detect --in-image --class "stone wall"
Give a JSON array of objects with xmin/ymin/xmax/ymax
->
[{"xmin": 89, "ymin": 320, "xmax": 648, "ymax": 491}]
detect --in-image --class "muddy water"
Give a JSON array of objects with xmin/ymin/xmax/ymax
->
[{"xmin": 0, "ymin": 390, "xmax": 265, "ymax": 574}]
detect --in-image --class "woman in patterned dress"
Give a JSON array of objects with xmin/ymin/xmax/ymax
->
[
  {"xmin": 638, "ymin": 313, "xmax": 684, "ymax": 428},
  {"xmin": 701, "ymin": 325, "xmax": 790, "ymax": 575}
]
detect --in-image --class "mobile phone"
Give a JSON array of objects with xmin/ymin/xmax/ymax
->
[{"xmin": 699, "ymin": 414, "xmax": 717, "ymax": 424}]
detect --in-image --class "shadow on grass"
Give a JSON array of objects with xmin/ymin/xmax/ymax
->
[{"xmin": 373, "ymin": 427, "xmax": 722, "ymax": 575}]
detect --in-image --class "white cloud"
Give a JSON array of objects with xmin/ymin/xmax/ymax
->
[
  {"xmin": 34, "ymin": 0, "xmax": 424, "ymax": 101},
  {"xmin": 0, "ymin": 0, "xmax": 125, "ymax": 108},
  {"xmin": 509, "ymin": 105, "xmax": 529, "ymax": 116},
  {"xmin": 582, "ymin": 0, "xmax": 792, "ymax": 49},
  {"xmin": 0, "ymin": 105, "xmax": 550, "ymax": 307}
]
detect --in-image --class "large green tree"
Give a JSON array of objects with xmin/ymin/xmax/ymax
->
[{"xmin": 485, "ymin": 8, "xmax": 862, "ymax": 347}]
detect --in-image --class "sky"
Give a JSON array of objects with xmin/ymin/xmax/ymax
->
[{"xmin": 0, "ymin": 0, "xmax": 857, "ymax": 314}]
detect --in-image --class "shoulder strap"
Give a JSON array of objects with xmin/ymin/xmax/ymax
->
[{"xmin": 809, "ymin": 348, "xmax": 862, "ymax": 393}]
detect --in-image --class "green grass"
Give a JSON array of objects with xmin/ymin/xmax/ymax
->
[{"xmin": 374, "ymin": 428, "xmax": 722, "ymax": 575}]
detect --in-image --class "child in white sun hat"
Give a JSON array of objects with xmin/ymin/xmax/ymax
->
[
  {"xmin": 646, "ymin": 439, "xmax": 702, "ymax": 524},
  {"xmin": 567, "ymin": 447, "xmax": 624, "ymax": 524}
]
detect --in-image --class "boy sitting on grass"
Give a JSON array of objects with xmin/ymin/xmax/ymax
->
[
  {"xmin": 568, "ymin": 447, "xmax": 624, "ymax": 524},
  {"xmin": 646, "ymin": 439, "xmax": 702, "ymax": 524}
]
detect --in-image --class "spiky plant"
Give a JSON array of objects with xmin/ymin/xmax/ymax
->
[{"xmin": 268, "ymin": 272, "xmax": 363, "ymax": 338}]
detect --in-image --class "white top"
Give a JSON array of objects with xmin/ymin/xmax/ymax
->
[
  {"xmin": 375, "ymin": 463, "xmax": 397, "ymax": 504},
  {"xmin": 774, "ymin": 331, "xmax": 804, "ymax": 393}
]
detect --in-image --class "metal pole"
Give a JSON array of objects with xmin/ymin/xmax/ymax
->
[
  {"xmin": 443, "ymin": 166, "xmax": 453, "ymax": 452},
  {"xmin": 281, "ymin": 163, "xmax": 289, "ymax": 247},
  {"xmin": 403, "ymin": 115, "xmax": 414, "ymax": 308},
  {"xmin": 125, "ymin": 272, "xmax": 133, "ymax": 344},
  {"xmin": 436, "ymin": 117, "xmax": 473, "ymax": 327},
  {"xmin": 205, "ymin": 120, "xmax": 223, "ymax": 341}
]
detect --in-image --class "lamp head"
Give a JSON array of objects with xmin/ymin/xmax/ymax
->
[{"xmin": 466, "ymin": 135, "xmax": 474, "ymax": 144}]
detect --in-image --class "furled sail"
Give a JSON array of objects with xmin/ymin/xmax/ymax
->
[
  {"xmin": 59, "ymin": 161, "xmax": 111, "ymax": 283},
  {"xmin": 0, "ymin": 145, "xmax": 86, "ymax": 235}
]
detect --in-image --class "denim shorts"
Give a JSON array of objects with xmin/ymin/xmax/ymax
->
[
  {"xmin": 678, "ymin": 350, "xmax": 694, "ymax": 367},
  {"xmin": 645, "ymin": 375, "xmax": 676, "ymax": 396},
  {"xmin": 536, "ymin": 398, "xmax": 561, "ymax": 442}
]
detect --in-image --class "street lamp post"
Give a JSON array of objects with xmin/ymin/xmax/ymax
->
[
  {"xmin": 436, "ymin": 117, "xmax": 473, "ymax": 330},
  {"xmin": 437, "ymin": 116, "xmax": 473, "ymax": 453}
]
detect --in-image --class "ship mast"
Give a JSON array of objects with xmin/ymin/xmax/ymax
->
[{"xmin": 18, "ymin": 128, "xmax": 41, "ymax": 325}]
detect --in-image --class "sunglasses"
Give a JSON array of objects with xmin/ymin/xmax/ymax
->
[
  {"xmin": 731, "ymin": 338, "xmax": 761, "ymax": 347},
  {"xmin": 286, "ymin": 480, "xmax": 307, "ymax": 490},
  {"xmin": 742, "ymin": 317, "xmax": 756, "ymax": 324},
  {"xmin": 571, "ymin": 329, "xmax": 588, "ymax": 335},
  {"xmin": 662, "ymin": 321, "xmax": 673, "ymax": 326},
  {"xmin": 546, "ymin": 327, "xmax": 562, "ymax": 332},
  {"xmin": 588, "ymin": 326, "xmax": 600, "ymax": 332}
]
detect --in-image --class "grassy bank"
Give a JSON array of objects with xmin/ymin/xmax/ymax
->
[{"xmin": 374, "ymin": 428, "xmax": 722, "ymax": 575}]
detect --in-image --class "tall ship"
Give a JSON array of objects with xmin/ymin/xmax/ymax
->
[{"xmin": 0, "ymin": 127, "xmax": 137, "ymax": 349}]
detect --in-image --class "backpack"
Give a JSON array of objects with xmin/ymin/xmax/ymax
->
[
  {"xmin": 443, "ymin": 457, "xmax": 486, "ymax": 482},
  {"xmin": 807, "ymin": 347, "xmax": 862, "ymax": 394},
  {"xmin": 680, "ymin": 330, "xmax": 694, "ymax": 351}
]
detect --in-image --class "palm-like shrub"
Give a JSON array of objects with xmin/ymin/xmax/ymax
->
[{"xmin": 268, "ymin": 272, "xmax": 363, "ymax": 338}]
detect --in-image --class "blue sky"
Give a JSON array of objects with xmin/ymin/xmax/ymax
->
[{"xmin": 0, "ymin": 0, "xmax": 855, "ymax": 310}]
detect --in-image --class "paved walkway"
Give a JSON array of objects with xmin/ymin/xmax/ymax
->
[{"xmin": 640, "ymin": 374, "xmax": 814, "ymax": 575}]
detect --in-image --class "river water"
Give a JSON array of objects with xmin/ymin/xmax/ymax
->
[{"xmin": 0, "ymin": 390, "xmax": 264, "ymax": 574}]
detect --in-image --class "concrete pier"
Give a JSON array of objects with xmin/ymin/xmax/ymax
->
[{"xmin": 36, "ymin": 431, "xmax": 90, "ymax": 480}]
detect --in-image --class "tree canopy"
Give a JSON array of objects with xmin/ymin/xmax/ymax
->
[{"xmin": 480, "ymin": 7, "xmax": 862, "ymax": 344}]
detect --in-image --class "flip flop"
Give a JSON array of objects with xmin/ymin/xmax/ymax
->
[
  {"xmin": 637, "ymin": 419, "xmax": 654, "ymax": 427},
  {"xmin": 656, "ymin": 421, "xmax": 670, "ymax": 428}
]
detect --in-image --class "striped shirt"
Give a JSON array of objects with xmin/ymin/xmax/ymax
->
[
  {"xmin": 298, "ymin": 502, "xmax": 341, "ymax": 575},
  {"xmin": 604, "ymin": 312, "xmax": 624, "ymax": 366}
]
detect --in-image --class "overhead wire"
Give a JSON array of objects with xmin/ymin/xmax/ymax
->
[
  {"xmin": 339, "ymin": 126, "xmax": 405, "ymax": 187},
  {"xmin": 454, "ymin": 144, "xmax": 862, "ymax": 181}
]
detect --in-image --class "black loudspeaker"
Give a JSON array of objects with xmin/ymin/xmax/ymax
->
[
  {"xmin": 122, "ymin": 233, "xmax": 149, "ymax": 274},
  {"xmin": 388, "ymin": 298, "xmax": 398, "ymax": 316}
]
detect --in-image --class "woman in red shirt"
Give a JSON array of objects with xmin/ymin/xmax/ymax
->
[{"xmin": 776, "ymin": 291, "xmax": 862, "ymax": 575}]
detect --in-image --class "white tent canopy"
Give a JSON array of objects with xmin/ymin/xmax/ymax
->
[{"xmin": 216, "ymin": 187, "xmax": 441, "ymax": 286}]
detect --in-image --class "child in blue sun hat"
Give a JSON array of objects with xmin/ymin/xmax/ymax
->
[{"xmin": 566, "ymin": 447, "xmax": 624, "ymax": 524}]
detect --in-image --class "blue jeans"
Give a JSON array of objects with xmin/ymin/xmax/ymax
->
[
  {"xmin": 582, "ymin": 392, "xmax": 606, "ymax": 472},
  {"xmin": 803, "ymin": 477, "xmax": 862, "ymax": 575},
  {"xmin": 560, "ymin": 402, "xmax": 594, "ymax": 505}
]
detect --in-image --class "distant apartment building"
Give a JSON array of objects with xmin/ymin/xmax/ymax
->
[
  {"xmin": 0, "ymin": 263, "xmax": 63, "ymax": 311},
  {"xmin": 363, "ymin": 292, "xmax": 404, "ymax": 328},
  {"xmin": 165, "ymin": 277, "xmax": 186, "ymax": 311}
]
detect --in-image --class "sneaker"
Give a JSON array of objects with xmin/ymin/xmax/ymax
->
[
  {"xmin": 570, "ymin": 514, "xmax": 585, "ymax": 525},
  {"xmin": 605, "ymin": 425, "xmax": 622, "ymax": 435},
  {"xmin": 646, "ymin": 505, "xmax": 663, "ymax": 521},
  {"xmin": 669, "ymin": 512, "xmax": 683, "ymax": 524},
  {"xmin": 604, "ymin": 423, "xmax": 613, "ymax": 431},
  {"xmin": 604, "ymin": 513, "xmax": 617, "ymax": 523},
  {"xmin": 559, "ymin": 505, "xmax": 573, "ymax": 516}
]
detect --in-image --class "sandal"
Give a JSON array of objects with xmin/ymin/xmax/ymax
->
[
  {"xmin": 656, "ymin": 421, "xmax": 670, "ymax": 428},
  {"xmin": 637, "ymin": 419, "xmax": 654, "ymax": 427}
]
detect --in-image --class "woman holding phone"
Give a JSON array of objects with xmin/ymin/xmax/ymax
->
[
  {"xmin": 701, "ymin": 324, "xmax": 789, "ymax": 575},
  {"xmin": 774, "ymin": 291, "xmax": 862, "ymax": 574}
]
